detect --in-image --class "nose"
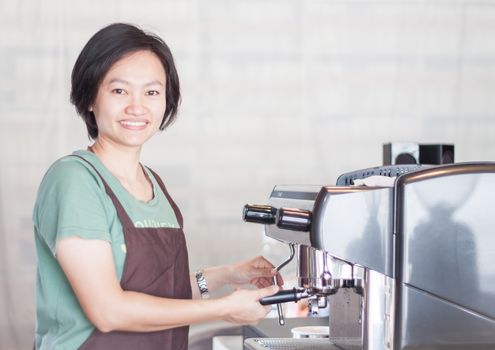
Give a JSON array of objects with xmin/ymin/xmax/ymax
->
[{"xmin": 125, "ymin": 94, "xmax": 146, "ymax": 116}]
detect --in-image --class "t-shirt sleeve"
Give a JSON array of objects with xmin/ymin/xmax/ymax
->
[{"xmin": 34, "ymin": 157, "xmax": 112, "ymax": 255}]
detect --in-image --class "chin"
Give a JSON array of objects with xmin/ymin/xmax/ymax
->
[
  {"xmin": 126, "ymin": 139, "xmax": 149, "ymax": 147},
  {"xmin": 115, "ymin": 137, "xmax": 148, "ymax": 149}
]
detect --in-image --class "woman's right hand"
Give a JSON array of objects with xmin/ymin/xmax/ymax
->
[{"xmin": 220, "ymin": 285, "xmax": 279, "ymax": 325}]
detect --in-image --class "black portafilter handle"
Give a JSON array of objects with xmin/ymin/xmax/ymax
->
[
  {"xmin": 242, "ymin": 204, "xmax": 278, "ymax": 225},
  {"xmin": 259, "ymin": 288, "xmax": 309, "ymax": 305}
]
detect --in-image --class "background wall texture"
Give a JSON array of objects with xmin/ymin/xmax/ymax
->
[{"xmin": 1, "ymin": 0, "xmax": 495, "ymax": 349}]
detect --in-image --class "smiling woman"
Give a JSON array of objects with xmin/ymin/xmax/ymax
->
[
  {"xmin": 32, "ymin": 23, "xmax": 282, "ymax": 350},
  {"xmin": 90, "ymin": 50, "xmax": 166, "ymax": 150},
  {"xmin": 70, "ymin": 23, "xmax": 180, "ymax": 140}
]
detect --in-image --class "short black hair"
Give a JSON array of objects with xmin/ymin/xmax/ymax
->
[{"xmin": 70, "ymin": 23, "xmax": 180, "ymax": 139}]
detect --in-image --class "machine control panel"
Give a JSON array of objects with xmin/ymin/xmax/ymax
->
[{"xmin": 336, "ymin": 164, "xmax": 427, "ymax": 186}]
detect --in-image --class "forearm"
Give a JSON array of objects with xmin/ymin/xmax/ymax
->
[
  {"xmin": 100, "ymin": 290, "xmax": 226, "ymax": 332},
  {"xmin": 189, "ymin": 256, "xmax": 281, "ymax": 299},
  {"xmin": 190, "ymin": 264, "xmax": 233, "ymax": 299},
  {"xmin": 56, "ymin": 239, "xmax": 271, "ymax": 332}
]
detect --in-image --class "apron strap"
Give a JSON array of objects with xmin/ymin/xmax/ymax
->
[
  {"xmin": 146, "ymin": 167, "xmax": 184, "ymax": 229},
  {"xmin": 71, "ymin": 155, "xmax": 135, "ymax": 229}
]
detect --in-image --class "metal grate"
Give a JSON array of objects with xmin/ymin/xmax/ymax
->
[{"xmin": 244, "ymin": 338, "xmax": 362, "ymax": 350}]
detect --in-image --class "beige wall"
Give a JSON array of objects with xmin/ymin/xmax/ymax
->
[{"xmin": 2, "ymin": 0, "xmax": 495, "ymax": 348}]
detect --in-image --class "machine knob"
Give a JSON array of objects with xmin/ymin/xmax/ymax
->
[
  {"xmin": 243, "ymin": 204, "xmax": 277, "ymax": 225},
  {"xmin": 277, "ymin": 208, "xmax": 312, "ymax": 231}
]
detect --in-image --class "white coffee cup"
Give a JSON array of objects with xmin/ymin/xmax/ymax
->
[{"xmin": 291, "ymin": 326, "xmax": 330, "ymax": 339}]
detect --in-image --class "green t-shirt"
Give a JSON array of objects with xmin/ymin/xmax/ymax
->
[{"xmin": 33, "ymin": 150, "xmax": 180, "ymax": 350}]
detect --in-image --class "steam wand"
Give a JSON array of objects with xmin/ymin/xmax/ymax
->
[{"xmin": 269, "ymin": 243, "xmax": 295, "ymax": 326}]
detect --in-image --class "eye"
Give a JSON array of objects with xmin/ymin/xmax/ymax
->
[
  {"xmin": 112, "ymin": 88, "xmax": 126, "ymax": 95},
  {"xmin": 146, "ymin": 90, "xmax": 160, "ymax": 96}
]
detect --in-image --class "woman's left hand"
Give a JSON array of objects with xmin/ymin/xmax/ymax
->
[{"xmin": 228, "ymin": 256, "xmax": 284, "ymax": 289}]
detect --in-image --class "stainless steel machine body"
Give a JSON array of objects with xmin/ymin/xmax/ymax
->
[{"xmin": 243, "ymin": 162, "xmax": 495, "ymax": 350}]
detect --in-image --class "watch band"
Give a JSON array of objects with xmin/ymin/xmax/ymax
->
[{"xmin": 195, "ymin": 270, "xmax": 210, "ymax": 298}]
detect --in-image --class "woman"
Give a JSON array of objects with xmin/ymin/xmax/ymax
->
[{"xmin": 33, "ymin": 23, "xmax": 282, "ymax": 350}]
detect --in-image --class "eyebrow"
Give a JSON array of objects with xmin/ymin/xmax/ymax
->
[{"xmin": 107, "ymin": 78, "xmax": 164, "ymax": 87}]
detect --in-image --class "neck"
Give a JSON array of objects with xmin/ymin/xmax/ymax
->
[{"xmin": 90, "ymin": 138, "xmax": 142, "ymax": 182}]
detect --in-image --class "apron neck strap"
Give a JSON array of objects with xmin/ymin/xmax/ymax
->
[
  {"xmin": 71, "ymin": 155, "xmax": 135, "ymax": 228},
  {"xmin": 145, "ymin": 167, "xmax": 184, "ymax": 229}
]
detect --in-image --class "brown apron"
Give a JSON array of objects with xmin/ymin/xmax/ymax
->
[{"xmin": 75, "ymin": 156, "xmax": 192, "ymax": 350}]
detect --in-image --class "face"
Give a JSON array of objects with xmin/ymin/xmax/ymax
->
[{"xmin": 91, "ymin": 50, "xmax": 166, "ymax": 149}]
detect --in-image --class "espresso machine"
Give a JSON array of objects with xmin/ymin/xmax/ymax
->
[{"xmin": 243, "ymin": 162, "xmax": 495, "ymax": 350}]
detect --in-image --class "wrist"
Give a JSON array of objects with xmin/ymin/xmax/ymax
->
[
  {"xmin": 204, "ymin": 264, "xmax": 235, "ymax": 288},
  {"xmin": 215, "ymin": 296, "xmax": 230, "ymax": 321},
  {"xmin": 222, "ymin": 263, "xmax": 236, "ymax": 286}
]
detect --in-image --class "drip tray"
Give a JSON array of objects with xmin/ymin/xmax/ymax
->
[{"xmin": 244, "ymin": 337, "xmax": 362, "ymax": 350}]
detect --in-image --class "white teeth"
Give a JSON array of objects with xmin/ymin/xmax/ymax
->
[{"xmin": 120, "ymin": 121, "xmax": 146, "ymax": 127}]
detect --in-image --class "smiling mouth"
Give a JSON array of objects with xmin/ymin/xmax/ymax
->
[{"xmin": 119, "ymin": 120, "xmax": 148, "ymax": 128}]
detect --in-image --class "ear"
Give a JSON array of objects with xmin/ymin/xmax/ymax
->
[{"xmin": 89, "ymin": 106, "xmax": 93, "ymax": 112}]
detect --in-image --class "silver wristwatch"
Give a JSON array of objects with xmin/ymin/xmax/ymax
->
[{"xmin": 195, "ymin": 270, "xmax": 210, "ymax": 299}]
